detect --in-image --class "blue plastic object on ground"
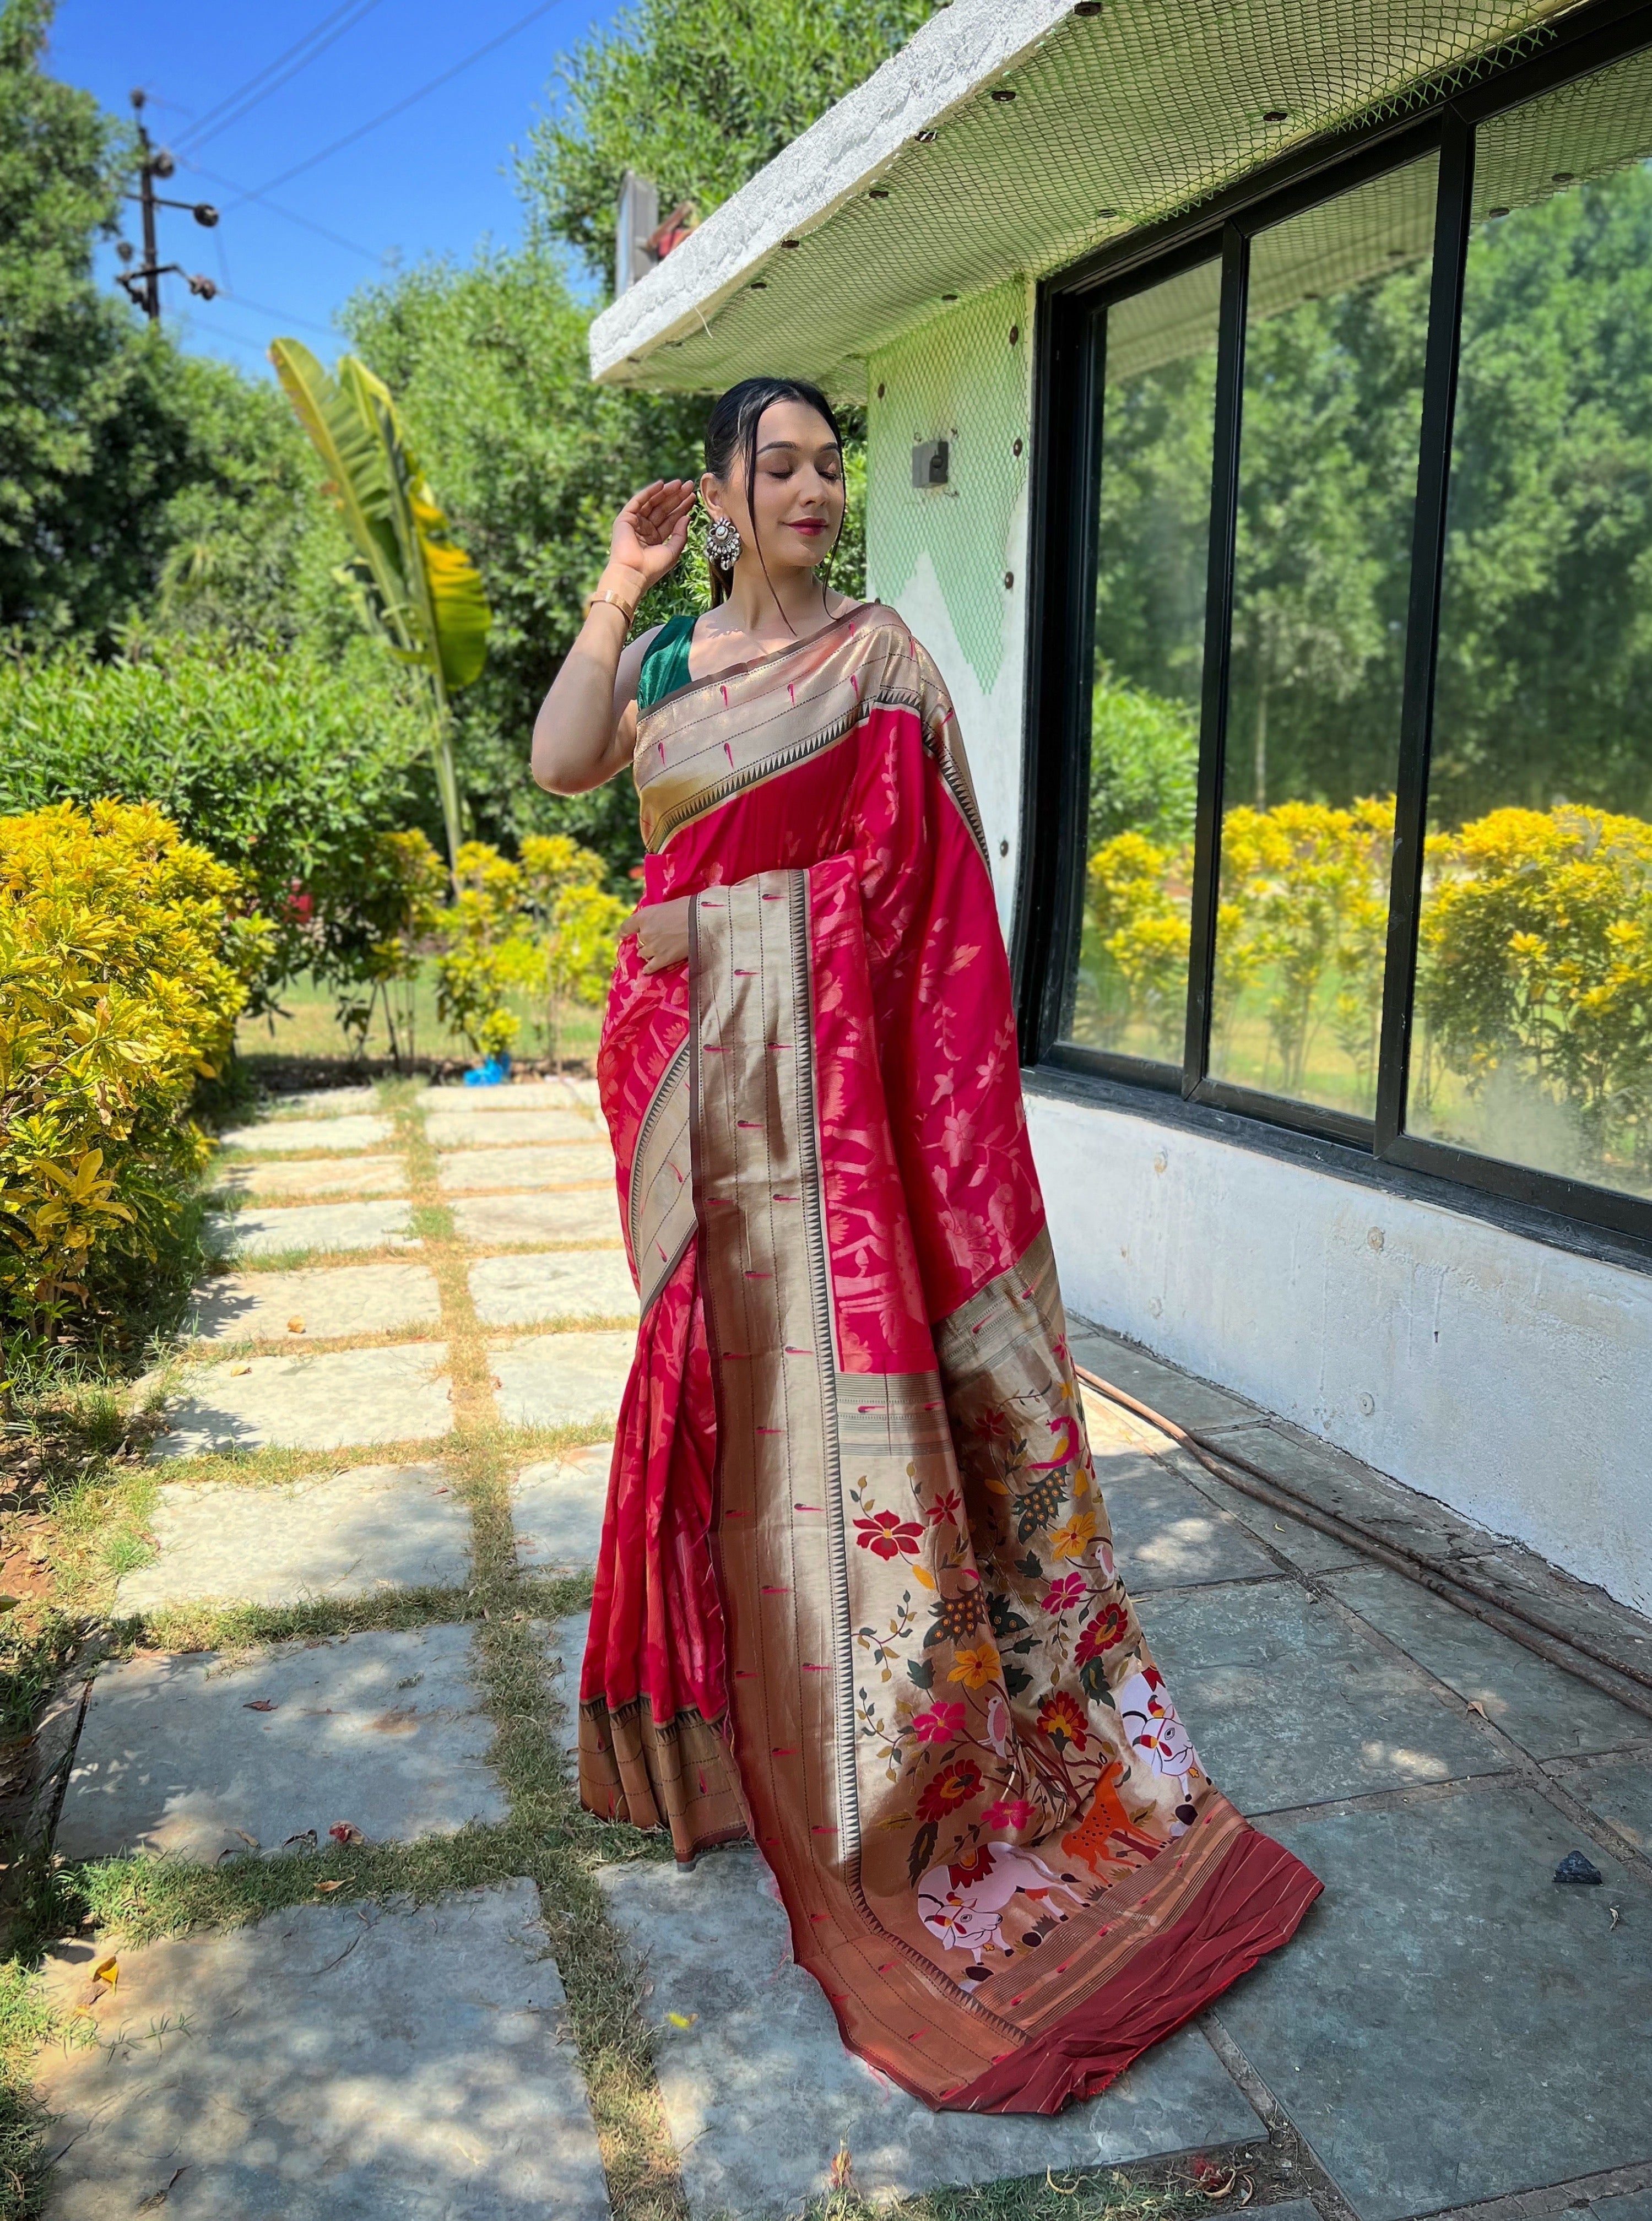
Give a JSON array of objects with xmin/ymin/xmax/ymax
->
[{"xmin": 463, "ymin": 1053, "xmax": 512, "ymax": 1088}]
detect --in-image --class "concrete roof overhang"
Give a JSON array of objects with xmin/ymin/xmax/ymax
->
[{"xmin": 588, "ymin": 0, "xmax": 1588, "ymax": 399}]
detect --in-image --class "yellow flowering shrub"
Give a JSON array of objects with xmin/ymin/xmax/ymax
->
[
  {"xmin": 433, "ymin": 837, "xmax": 626, "ymax": 1065},
  {"xmin": 1215, "ymin": 798, "xmax": 1394, "ymax": 1092},
  {"xmin": 1086, "ymin": 793, "xmax": 1652, "ymax": 1179},
  {"xmin": 433, "ymin": 842, "xmax": 537, "ymax": 1060},
  {"xmin": 1418, "ymin": 805, "xmax": 1652, "ymax": 1180},
  {"xmin": 520, "ymin": 835, "xmax": 627, "ymax": 1064},
  {"xmin": 0, "ymin": 800, "xmax": 270, "ymax": 1337},
  {"xmin": 1084, "ymin": 830, "xmax": 1192, "ymax": 1044}
]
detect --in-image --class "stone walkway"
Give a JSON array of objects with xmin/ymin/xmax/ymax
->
[{"xmin": 29, "ymin": 1077, "xmax": 1652, "ymax": 2220}]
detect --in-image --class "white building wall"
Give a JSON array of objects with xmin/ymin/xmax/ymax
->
[
  {"xmin": 1028, "ymin": 1090, "xmax": 1652, "ymax": 1615},
  {"xmin": 865, "ymin": 282, "xmax": 1036, "ymax": 933}
]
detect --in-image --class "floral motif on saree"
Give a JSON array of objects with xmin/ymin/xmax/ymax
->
[{"xmin": 581, "ymin": 605, "xmax": 1320, "ymax": 2114}]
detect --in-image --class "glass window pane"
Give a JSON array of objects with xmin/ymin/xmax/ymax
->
[
  {"xmin": 1209, "ymin": 155, "xmax": 1438, "ymax": 1117},
  {"xmin": 1064, "ymin": 260, "xmax": 1220, "ymax": 1064},
  {"xmin": 1410, "ymin": 48, "xmax": 1652, "ymax": 1201}
]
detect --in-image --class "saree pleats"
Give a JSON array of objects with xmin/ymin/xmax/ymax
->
[{"xmin": 582, "ymin": 605, "xmax": 1320, "ymax": 2111}]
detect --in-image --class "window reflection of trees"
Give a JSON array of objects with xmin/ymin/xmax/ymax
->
[{"xmin": 1074, "ymin": 158, "xmax": 1652, "ymax": 1196}]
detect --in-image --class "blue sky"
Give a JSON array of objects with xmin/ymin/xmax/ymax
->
[{"xmin": 48, "ymin": 0, "xmax": 625, "ymax": 379}]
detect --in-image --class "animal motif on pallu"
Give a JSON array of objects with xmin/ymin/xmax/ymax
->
[
  {"xmin": 917, "ymin": 1841, "xmax": 1091, "ymax": 1980},
  {"xmin": 839, "ymin": 1243, "xmax": 1212, "ymax": 1974}
]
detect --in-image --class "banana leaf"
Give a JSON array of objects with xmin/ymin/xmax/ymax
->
[{"xmin": 271, "ymin": 338, "xmax": 492, "ymax": 871}]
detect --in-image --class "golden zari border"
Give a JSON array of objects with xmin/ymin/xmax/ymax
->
[{"xmin": 635, "ymin": 604, "xmax": 989, "ymax": 864}]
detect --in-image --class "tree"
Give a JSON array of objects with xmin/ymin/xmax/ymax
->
[
  {"xmin": 0, "ymin": 0, "xmax": 339, "ymax": 646},
  {"xmin": 342, "ymin": 247, "xmax": 705, "ymax": 870},
  {"xmin": 519, "ymin": 0, "xmax": 934, "ymax": 285},
  {"xmin": 0, "ymin": 0, "xmax": 171, "ymax": 635},
  {"xmin": 148, "ymin": 356, "xmax": 354, "ymax": 652}
]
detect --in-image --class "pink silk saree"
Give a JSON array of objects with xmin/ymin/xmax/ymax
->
[{"xmin": 581, "ymin": 604, "xmax": 1320, "ymax": 2114}]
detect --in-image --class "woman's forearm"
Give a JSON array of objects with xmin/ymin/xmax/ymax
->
[{"xmin": 531, "ymin": 562, "xmax": 647, "ymax": 794}]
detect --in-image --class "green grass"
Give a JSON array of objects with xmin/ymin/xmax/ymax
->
[
  {"xmin": 236, "ymin": 962, "xmax": 604, "ymax": 1075},
  {"xmin": 783, "ymin": 2176, "xmax": 1227, "ymax": 2221}
]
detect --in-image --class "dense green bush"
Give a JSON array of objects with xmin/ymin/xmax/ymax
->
[{"xmin": 0, "ymin": 636, "xmax": 435, "ymax": 1004}]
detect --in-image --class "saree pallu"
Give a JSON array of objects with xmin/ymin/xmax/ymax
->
[{"xmin": 582, "ymin": 605, "xmax": 1320, "ymax": 2114}]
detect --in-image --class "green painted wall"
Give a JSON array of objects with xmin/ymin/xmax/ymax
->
[{"xmin": 865, "ymin": 279, "xmax": 1034, "ymax": 695}]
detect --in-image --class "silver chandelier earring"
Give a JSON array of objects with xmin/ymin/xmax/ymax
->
[{"xmin": 706, "ymin": 513, "xmax": 742, "ymax": 571}]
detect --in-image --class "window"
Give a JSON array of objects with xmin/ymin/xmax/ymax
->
[
  {"xmin": 1065, "ymin": 260, "xmax": 1219, "ymax": 1065},
  {"xmin": 1031, "ymin": 13, "xmax": 1652, "ymax": 1242},
  {"xmin": 1212, "ymin": 156, "xmax": 1436, "ymax": 1119},
  {"xmin": 1409, "ymin": 47, "xmax": 1652, "ymax": 1204}
]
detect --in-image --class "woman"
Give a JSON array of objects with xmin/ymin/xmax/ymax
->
[{"xmin": 532, "ymin": 377, "xmax": 1319, "ymax": 2115}]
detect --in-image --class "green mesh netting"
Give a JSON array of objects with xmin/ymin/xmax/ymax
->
[
  {"xmin": 604, "ymin": 0, "xmax": 1579, "ymax": 399},
  {"xmin": 1475, "ymin": 38, "xmax": 1652, "ymax": 216},
  {"xmin": 866, "ymin": 281, "xmax": 1032, "ymax": 691}
]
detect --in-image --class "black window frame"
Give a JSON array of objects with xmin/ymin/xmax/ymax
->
[{"xmin": 1016, "ymin": 0, "xmax": 1652, "ymax": 1248}]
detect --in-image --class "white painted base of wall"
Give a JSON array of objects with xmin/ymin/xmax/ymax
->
[{"xmin": 1027, "ymin": 1090, "xmax": 1652, "ymax": 1616}]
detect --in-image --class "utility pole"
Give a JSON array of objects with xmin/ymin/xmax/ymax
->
[{"xmin": 116, "ymin": 90, "xmax": 220, "ymax": 322}]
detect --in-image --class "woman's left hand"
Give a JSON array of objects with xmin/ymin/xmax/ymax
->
[{"xmin": 618, "ymin": 896, "xmax": 693, "ymax": 974}]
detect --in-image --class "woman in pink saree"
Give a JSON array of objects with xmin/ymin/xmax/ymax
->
[{"xmin": 532, "ymin": 378, "xmax": 1319, "ymax": 2115}]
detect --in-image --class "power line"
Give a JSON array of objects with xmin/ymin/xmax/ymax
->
[
  {"xmin": 215, "ymin": 291, "xmax": 339, "ymax": 340},
  {"xmin": 174, "ymin": 0, "xmax": 384, "ymax": 153},
  {"xmin": 231, "ymin": 0, "xmax": 570, "ymax": 206},
  {"xmin": 181, "ymin": 158, "xmax": 386, "ymax": 264}
]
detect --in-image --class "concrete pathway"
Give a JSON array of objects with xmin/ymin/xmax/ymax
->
[{"xmin": 33, "ymin": 1074, "xmax": 1652, "ymax": 2221}]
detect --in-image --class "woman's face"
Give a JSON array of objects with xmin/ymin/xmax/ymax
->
[{"xmin": 702, "ymin": 398, "xmax": 844, "ymax": 578}]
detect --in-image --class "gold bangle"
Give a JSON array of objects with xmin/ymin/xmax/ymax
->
[{"xmin": 583, "ymin": 586, "xmax": 637, "ymax": 628}]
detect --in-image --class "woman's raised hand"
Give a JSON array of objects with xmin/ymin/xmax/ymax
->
[{"xmin": 611, "ymin": 480, "xmax": 696, "ymax": 592}]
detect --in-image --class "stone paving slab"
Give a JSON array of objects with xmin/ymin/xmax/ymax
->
[
  {"xmin": 1200, "ymin": 1416, "xmax": 1504, "ymax": 1569},
  {"xmin": 1170, "ymin": 1462, "xmax": 1365, "ymax": 1578},
  {"xmin": 1142, "ymin": 1577, "xmax": 1508, "ymax": 1815},
  {"xmin": 1570, "ymin": 1752, "xmax": 1652, "ymax": 1852},
  {"xmin": 490, "ymin": 1334, "xmax": 633, "ymax": 1431},
  {"xmin": 548, "ymin": 1610, "xmax": 589, "ymax": 1763},
  {"xmin": 210, "ymin": 1155, "xmax": 407, "ymax": 1201},
  {"xmin": 155, "ymin": 1343, "xmax": 451, "ymax": 1458},
  {"xmin": 1079, "ymin": 1383, "xmax": 1361, "ymax": 1579},
  {"xmin": 1069, "ymin": 1324, "xmax": 1266, "ymax": 1432},
  {"xmin": 426, "ymin": 1109, "xmax": 596, "ymax": 1149},
  {"xmin": 1322, "ymin": 1562, "xmax": 1651, "ymax": 1761},
  {"xmin": 513, "ymin": 1447, "xmax": 611, "ymax": 1572},
  {"xmin": 1096, "ymin": 1450, "xmax": 1281, "ymax": 1594},
  {"xmin": 115, "ymin": 1464, "xmax": 468, "ymax": 1612},
  {"xmin": 472, "ymin": 1252, "xmax": 638, "ymax": 1328},
  {"xmin": 599, "ymin": 1849, "xmax": 1260, "ymax": 2220},
  {"xmin": 219, "ymin": 1113, "xmax": 394, "ymax": 1154},
  {"xmin": 1591, "ymin": 2194, "xmax": 1652, "ymax": 2221},
  {"xmin": 425, "ymin": 1079, "xmax": 592, "ymax": 1111},
  {"xmin": 57, "ymin": 1624, "xmax": 502, "ymax": 1861},
  {"xmin": 456, "ymin": 1189, "xmax": 624, "ymax": 1246},
  {"xmin": 438, "ymin": 1142, "xmax": 616, "ymax": 1192},
  {"xmin": 263, "ymin": 1085, "xmax": 383, "ymax": 1117},
  {"xmin": 187, "ymin": 1262, "xmax": 441, "ymax": 1344},
  {"xmin": 1212, "ymin": 1781, "xmax": 1652, "ymax": 2221},
  {"xmin": 209, "ymin": 1197, "xmax": 419, "ymax": 1261},
  {"xmin": 35, "ymin": 1881, "xmax": 608, "ymax": 2221}
]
